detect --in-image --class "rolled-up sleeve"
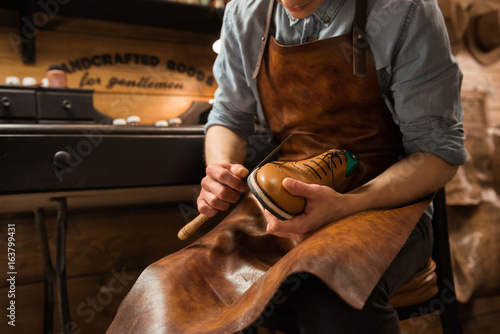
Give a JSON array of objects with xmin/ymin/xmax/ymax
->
[
  {"xmin": 387, "ymin": 0, "xmax": 467, "ymax": 166},
  {"xmin": 205, "ymin": 1, "xmax": 258, "ymax": 140}
]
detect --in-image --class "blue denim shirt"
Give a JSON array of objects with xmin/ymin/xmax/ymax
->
[{"xmin": 206, "ymin": 0, "xmax": 467, "ymax": 165}]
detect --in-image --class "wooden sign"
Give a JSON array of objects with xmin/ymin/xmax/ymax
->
[{"xmin": 0, "ymin": 19, "xmax": 218, "ymax": 124}]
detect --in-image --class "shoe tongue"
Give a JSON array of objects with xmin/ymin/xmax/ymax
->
[{"xmin": 344, "ymin": 151, "xmax": 360, "ymax": 177}]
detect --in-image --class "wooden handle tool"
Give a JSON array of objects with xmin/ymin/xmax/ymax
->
[{"xmin": 177, "ymin": 213, "xmax": 210, "ymax": 240}]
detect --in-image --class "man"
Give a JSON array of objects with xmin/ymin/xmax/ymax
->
[{"xmin": 108, "ymin": 0, "xmax": 466, "ymax": 332}]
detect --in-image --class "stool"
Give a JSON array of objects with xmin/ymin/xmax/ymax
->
[
  {"xmin": 250, "ymin": 189, "xmax": 463, "ymax": 334},
  {"xmin": 394, "ymin": 188, "xmax": 463, "ymax": 334}
]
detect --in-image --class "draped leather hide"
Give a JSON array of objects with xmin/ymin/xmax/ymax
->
[{"xmin": 107, "ymin": 193, "xmax": 431, "ymax": 334}]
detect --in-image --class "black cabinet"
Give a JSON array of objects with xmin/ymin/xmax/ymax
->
[
  {"xmin": 0, "ymin": 124, "xmax": 273, "ymax": 195},
  {"xmin": 0, "ymin": 125, "xmax": 206, "ymax": 194}
]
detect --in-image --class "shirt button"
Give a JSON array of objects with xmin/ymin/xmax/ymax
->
[{"xmin": 323, "ymin": 16, "xmax": 331, "ymax": 23}]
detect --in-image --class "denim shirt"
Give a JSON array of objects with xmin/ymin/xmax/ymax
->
[{"xmin": 206, "ymin": 0, "xmax": 467, "ymax": 166}]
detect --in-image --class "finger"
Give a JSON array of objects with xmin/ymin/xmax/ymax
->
[
  {"xmin": 230, "ymin": 164, "xmax": 250, "ymax": 179},
  {"xmin": 207, "ymin": 165, "xmax": 248, "ymax": 193},
  {"xmin": 201, "ymin": 177, "xmax": 241, "ymax": 204},
  {"xmin": 282, "ymin": 178, "xmax": 309, "ymax": 196},
  {"xmin": 265, "ymin": 220, "xmax": 297, "ymax": 240},
  {"xmin": 198, "ymin": 190, "xmax": 231, "ymax": 213},
  {"xmin": 226, "ymin": 164, "xmax": 249, "ymax": 192},
  {"xmin": 264, "ymin": 217, "xmax": 303, "ymax": 242},
  {"xmin": 196, "ymin": 198, "xmax": 219, "ymax": 217},
  {"xmin": 263, "ymin": 210, "xmax": 306, "ymax": 236}
]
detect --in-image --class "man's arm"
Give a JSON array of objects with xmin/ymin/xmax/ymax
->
[
  {"xmin": 197, "ymin": 126, "xmax": 249, "ymax": 218},
  {"xmin": 204, "ymin": 125, "xmax": 247, "ymax": 165},
  {"xmin": 350, "ymin": 152, "xmax": 458, "ymax": 211}
]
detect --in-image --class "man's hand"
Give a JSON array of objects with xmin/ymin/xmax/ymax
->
[
  {"xmin": 264, "ymin": 152, "xmax": 459, "ymax": 243},
  {"xmin": 197, "ymin": 163, "xmax": 249, "ymax": 217},
  {"xmin": 264, "ymin": 178, "xmax": 352, "ymax": 242}
]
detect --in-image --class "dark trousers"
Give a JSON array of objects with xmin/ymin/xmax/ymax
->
[{"xmin": 244, "ymin": 214, "xmax": 434, "ymax": 334}]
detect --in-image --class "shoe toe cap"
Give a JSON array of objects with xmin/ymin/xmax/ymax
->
[{"xmin": 257, "ymin": 164, "xmax": 305, "ymax": 216}]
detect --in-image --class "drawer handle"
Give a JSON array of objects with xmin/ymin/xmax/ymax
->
[
  {"xmin": 53, "ymin": 151, "xmax": 72, "ymax": 168},
  {"xmin": 1, "ymin": 96, "xmax": 11, "ymax": 107},
  {"xmin": 62, "ymin": 99, "xmax": 72, "ymax": 109}
]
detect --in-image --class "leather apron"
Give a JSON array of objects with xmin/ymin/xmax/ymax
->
[
  {"xmin": 107, "ymin": 1, "xmax": 432, "ymax": 333},
  {"xmin": 256, "ymin": 1, "xmax": 405, "ymax": 190}
]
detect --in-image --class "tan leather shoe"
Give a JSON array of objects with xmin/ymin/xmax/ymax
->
[{"xmin": 248, "ymin": 149, "xmax": 359, "ymax": 220}]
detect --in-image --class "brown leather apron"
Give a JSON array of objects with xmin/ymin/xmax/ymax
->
[
  {"xmin": 256, "ymin": 1, "xmax": 405, "ymax": 190},
  {"xmin": 107, "ymin": 1, "xmax": 432, "ymax": 333}
]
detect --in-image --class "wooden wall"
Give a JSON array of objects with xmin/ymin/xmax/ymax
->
[
  {"xmin": 440, "ymin": 1, "xmax": 500, "ymax": 333},
  {"xmin": 0, "ymin": 7, "xmax": 218, "ymax": 124},
  {"xmin": 0, "ymin": 4, "xmax": 221, "ymax": 333},
  {"xmin": 457, "ymin": 52, "xmax": 500, "ymax": 128},
  {"xmin": 0, "ymin": 187, "xmax": 225, "ymax": 333},
  {"xmin": 447, "ymin": 0, "xmax": 500, "ymax": 126}
]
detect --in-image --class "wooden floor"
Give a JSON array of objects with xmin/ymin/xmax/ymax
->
[
  {"xmin": 400, "ymin": 293, "xmax": 500, "ymax": 334},
  {"xmin": 385, "ymin": 294, "xmax": 500, "ymax": 334},
  {"xmin": 254, "ymin": 294, "xmax": 500, "ymax": 334},
  {"xmin": 459, "ymin": 294, "xmax": 500, "ymax": 334}
]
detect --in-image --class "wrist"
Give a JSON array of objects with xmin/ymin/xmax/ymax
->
[{"xmin": 341, "ymin": 189, "xmax": 373, "ymax": 216}]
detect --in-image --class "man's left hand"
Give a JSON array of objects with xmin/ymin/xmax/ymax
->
[{"xmin": 264, "ymin": 178, "xmax": 351, "ymax": 242}]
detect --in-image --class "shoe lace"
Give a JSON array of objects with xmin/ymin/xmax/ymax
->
[{"xmin": 303, "ymin": 150, "xmax": 345, "ymax": 182}]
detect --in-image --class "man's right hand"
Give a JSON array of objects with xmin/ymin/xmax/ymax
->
[{"xmin": 197, "ymin": 163, "xmax": 249, "ymax": 217}]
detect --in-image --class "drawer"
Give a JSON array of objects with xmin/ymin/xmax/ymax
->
[
  {"xmin": 37, "ymin": 88, "xmax": 95, "ymax": 122},
  {"xmin": 0, "ymin": 131, "xmax": 205, "ymax": 193},
  {"xmin": 0, "ymin": 86, "xmax": 37, "ymax": 120},
  {"xmin": 0, "ymin": 125, "xmax": 274, "ymax": 194}
]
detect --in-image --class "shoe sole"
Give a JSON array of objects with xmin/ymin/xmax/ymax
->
[{"xmin": 248, "ymin": 167, "xmax": 295, "ymax": 220}]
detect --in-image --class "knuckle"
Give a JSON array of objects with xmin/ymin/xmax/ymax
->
[
  {"xmin": 266, "ymin": 224, "xmax": 275, "ymax": 234},
  {"xmin": 206, "ymin": 164, "xmax": 224, "ymax": 178},
  {"xmin": 205, "ymin": 194, "xmax": 218, "ymax": 207},
  {"xmin": 200, "ymin": 177, "xmax": 210, "ymax": 188},
  {"xmin": 218, "ymin": 187, "xmax": 238, "ymax": 203},
  {"xmin": 197, "ymin": 197, "xmax": 207, "ymax": 209},
  {"xmin": 205, "ymin": 165, "xmax": 214, "ymax": 175}
]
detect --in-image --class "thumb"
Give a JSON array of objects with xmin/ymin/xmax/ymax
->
[
  {"xmin": 230, "ymin": 164, "xmax": 249, "ymax": 179},
  {"xmin": 282, "ymin": 178, "xmax": 309, "ymax": 196}
]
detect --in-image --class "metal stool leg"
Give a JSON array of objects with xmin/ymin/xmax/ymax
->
[{"xmin": 34, "ymin": 198, "xmax": 73, "ymax": 334}]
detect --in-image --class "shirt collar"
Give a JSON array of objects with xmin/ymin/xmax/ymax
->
[{"xmin": 283, "ymin": 0, "xmax": 347, "ymax": 27}]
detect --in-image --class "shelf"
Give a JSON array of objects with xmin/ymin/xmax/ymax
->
[
  {"xmin": 1, "ymin": 0, "xmax": 223, "ymax": 34},
  {"xmin": 1, "ymin": 0, "xmax": 223, "ymax": 63}
]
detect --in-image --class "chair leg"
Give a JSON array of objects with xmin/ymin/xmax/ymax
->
[{"xmin": 432, "ymin": 188, "xmax": 463, "ymax": 334}]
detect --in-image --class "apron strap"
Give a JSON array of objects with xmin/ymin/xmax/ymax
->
[
  {"xmin": 353, "ymin": 0, "xmax": 368, "ymax": 77},
  {"xmin": 253, "ymin": 0, "xmax": 368, "ymax": 79},
  {"xmin": 252, "ymin": 0, "xmax": 276, "ymax": 80}
]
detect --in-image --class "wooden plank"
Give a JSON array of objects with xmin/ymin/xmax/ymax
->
[
  {"xmin": 0, "ymin": 8, "xmax": 18, "ymax": 27},
  {"xmin": 0, "ymin": 6, "xmax": 218, "ymax": 45},
  {"xmin": 460, "ymin": 294, "xmax": 500, "ymax": 321},
  {"xmin": 0, "ymin": 201, "xmax": 218, "ymax": 285},
  {"xmin": 459, "ymin": 295, "xmax": 500, "ymax": 334},
  {"xmin": 44, "ymin": 16, "xmax": 217, "ymax": 46},
  {"xmin": 93, "ymin": 92, "xmax": 211, "ymax": 123},
  {"xmin": 456, "ymin": 53, "xmax": 500, "ymax": 115},
  {"xmin": 0, "ymin": 185, "xmax": 201, "ymax": 214},
  {"xmin": 399, "ymin": 311, "xmax": 443, "ymax": 334},
  {"xmin": 0, "ymin": 269, "xmax": 142, "ymax": 334}
]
